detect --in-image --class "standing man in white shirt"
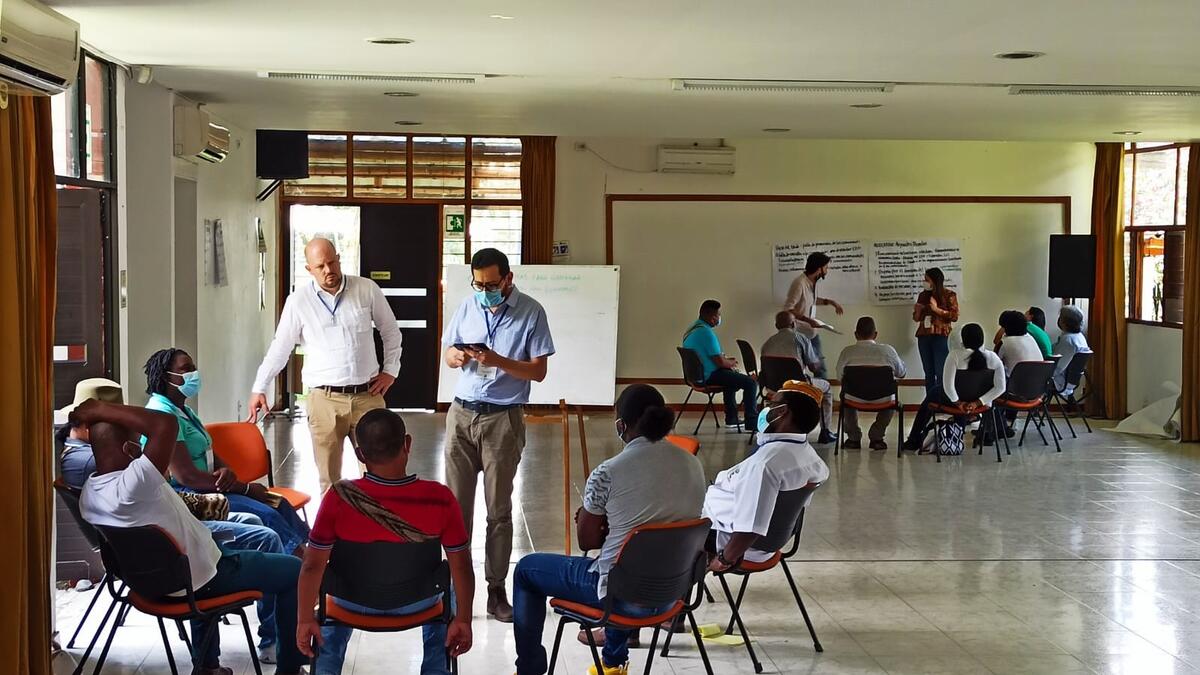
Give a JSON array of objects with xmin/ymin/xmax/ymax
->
[
  {"xmin": 835, "ymin": 316, "xmax": 908, "ymax": 450},
  {"xmin": 783, "ymin": 252, "xmax": 844, "ymax": 377},
  {"xmin": 246, "ymin": 238, "xmax": 402, "ymax": 493}
]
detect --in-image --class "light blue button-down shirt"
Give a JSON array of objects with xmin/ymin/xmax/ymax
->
[{"xmin": 443, "ymin": 286, "xmax": 555, "ymax": 405}]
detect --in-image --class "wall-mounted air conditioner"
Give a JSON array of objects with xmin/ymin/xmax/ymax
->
[
  {"xmin": 0, "ymin": 0, "xmax": 80, "ymax": 96},
  {"xmin": 174, "ymin": 106, "xmax": 231, "ymax": 163},
  {"xmin": 657, "ymin": 146, "xmax": 736, "ymax": 175}
]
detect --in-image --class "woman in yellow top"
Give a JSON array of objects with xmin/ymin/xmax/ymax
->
[{"xmin": 912, "ymin": 268, "xmax": 960, "ymax": 398}]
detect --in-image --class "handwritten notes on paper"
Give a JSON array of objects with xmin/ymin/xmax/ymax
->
[
  {"xmin": 772, "ymin": 240, "xmax": 868, "ymax": 307},
  {"xmin": 869, "ymin": 239, "xmax": 963, "ymax": 305}
]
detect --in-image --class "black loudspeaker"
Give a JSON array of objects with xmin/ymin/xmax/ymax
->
[
  {"xmin": 1048, "ymin": 234, "xmax": 1096, "ymax": 298},
  {"xmin": 256, "ymin": 130, "xmax": 309, "ymax": 180}
]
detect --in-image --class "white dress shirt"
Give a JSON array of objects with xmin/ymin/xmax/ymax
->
[
  {"xmin": 942, "ymin": 347, "xmax": 1006, "ymax": 406},
  {"xmin": 252, "ymin": 275, "xmax": 402, "ymax": 392}
]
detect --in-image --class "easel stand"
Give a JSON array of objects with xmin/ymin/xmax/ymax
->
[{"xmin": 524, "ymin": 399, "xmax": 590, "ymax": 554}]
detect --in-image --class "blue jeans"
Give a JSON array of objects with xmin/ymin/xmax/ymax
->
[
  {"xmin": 224, "ymin": 492, "xmax": 310, "ymax": 554},
  {"xmin": 204, "ymin": 516, "xmax": 284, "ymax": 651},
  {"xmin": 191, "ymin": 546, "xmax": 302, "ymax": 672},
  {"xmin": 809, "ymin": 333, "xmax": 828, "ymax": 378},
  {"xmin": 704, "ymin": 369, "xmax": 759, "ymax": 426},
  {"xmin": 316, "ymin": 595, "xmax": 449, "ymax": 675},
  {"xmin": 513, "ymin": 553, "xmax": 666, "ymax": 674},
  {"xmin": 917, "ymin": 334, "xmax": 950, "ymax": 398}
]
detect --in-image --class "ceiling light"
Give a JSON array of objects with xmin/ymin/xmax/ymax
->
[
  {"xmin": 1009, "ymin": 84, "xmax": 1200, "ymax": 97},
  {"xmin": 366, "ymin": 37, "xmax": 413, "ymax": 45},
  {"xmin": 394, "ymin": 120, "xmax": 422, "ymax": 126},
  {"xmin": 672, "ymin": 79, "xmax": 895, "ymax": 94},
  {"xmin": 762, "ymin": 128, "xmax": 790, "ymax": 133},
  {"xmin": 383, "ymin": 91, "xmax": 419, "ymax": 97},
  {"xmin": 260, "ymin": 72, "xmax": 477, "ymax": 84},
  {"xmin": 489, "ymin": 14, "xmax": 514, "ymax": 19},
  {"xmin": 850, "ymin": 103, "xmax": 883, "ymax": 109},
  {"xmin": 1113, "ymin": 130, "xmax": 1142, "ymax": 136},
  {"xmin": 995, "ymin": 51, "xmax": 1045, "ymax": 60}
]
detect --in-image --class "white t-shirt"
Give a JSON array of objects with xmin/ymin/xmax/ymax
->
[
  {"xmin": 702, "ymin": 433, "xmax": 830, "ymax": 563},
  {"xmin": 997, "ymin": 334, "xmax": 1043, "ymax": 375},
  {"xmin": 81, "ymin": 455, "xmax": 222, "ymax": 591}
]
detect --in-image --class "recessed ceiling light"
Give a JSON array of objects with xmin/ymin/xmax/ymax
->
[
  {"xmin": 1113, "ymin": 130, "xmax": 1142, "ymax": 136},
  {"xmin": 762, "ymin": 128, "xmax": 790, "ymax": 133},
  {"xmin": 850, "ymin": 103, "xmax": 883, "ymax": 109},
  {"xmin": 383, "ymin": 91, "xmax": 419, "ymax": 97},
  {"xmin": 489, "ymin": 14, "xmax": 515, "ymax": 19},
  {"xmin": 995, "ymin": 51, "xmax": 1045, "ymax": 60},
  {"xmin": 366, "ymin": 37, "xmax": 413, "ymax": 45},
  {"xmin": 394, "ymin": 120, "xmax": 422, "ymax": 126}
]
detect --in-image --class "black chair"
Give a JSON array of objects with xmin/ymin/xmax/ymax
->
[
  {"xmin": 735, "ymin": 340, "xmax": 761, "ymax": 403},
  {"xmin": 758, "ymin": 356, "xmax": 808, "ymax": 395},
  {"xmin": 315, "ymin": 540, "xmax": 457, "ymax": 674},
  {"xmin": 1050, "ymin": 351, "xmax": 1094, "ymax": 437},
  {"xmin": 92, "ymin": 524, "xmax": 263, "ymax": 675},
  {"xmin": 695, "ymin": 483, "xmax": 823, "ymax": 674},
  {"xmin": 675, "ymin": 348, "xmax": 735, "ymax": 434},
  {"xmin": 993, "ymin": 361, "xmax": 1062, "ymax": 455},
  {"xmin": 548, "ymin": 518, "xmax": 714, "ymax": 675},
  {"xmin": 835, "ymin": 366, "xmax": 904, "ymax": 457},
  {"xmin": 927, "ymin": 369, "xmax": 1005, "ymax": 463}
]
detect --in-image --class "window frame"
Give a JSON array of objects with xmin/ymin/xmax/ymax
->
[
  {"xmin": 1123, "ymin": 143, "xmax": 1188, "ymax": 328},
  {"xmin": 56, "ymin": 49, "xmax": 117, "ymax": 190}
]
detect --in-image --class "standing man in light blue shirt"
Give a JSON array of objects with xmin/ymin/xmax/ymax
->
[{"xmin": 442, "ymin": 248, "xmax": 555, "ymax": 623}]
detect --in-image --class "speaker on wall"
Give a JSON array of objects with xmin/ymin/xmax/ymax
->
[
  {"xmin": 256, "ymin": 130, "xmax": 309, "ymax": 180},
  {"xmin": 1048, "ymin": 234, "xmax": 1096, "ymax": 298}
]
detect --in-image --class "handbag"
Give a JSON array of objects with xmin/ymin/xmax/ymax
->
[
  {"xmin": 924, "ymin": 420, "xmax": 965, "ymax": 456},
  {"xmin": 177, "ymin": 491, "xmax": 231, "ymax": 521}
]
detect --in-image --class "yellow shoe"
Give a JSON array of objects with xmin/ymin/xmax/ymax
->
[{"xmin": 586, "ymin": 662, "xmax": 629, "ymax": 675}]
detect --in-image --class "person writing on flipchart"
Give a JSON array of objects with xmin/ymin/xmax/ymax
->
[
  {"xmin": 784, "ymin": 251, "xmax": 845, "ymax": 378},
  {"xmin": 442, "ymin": 248, "xmax": 555, "ymax": 623}
]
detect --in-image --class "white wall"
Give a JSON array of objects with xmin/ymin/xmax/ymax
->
[{"xmin": 1127, "ymin": 323, "xmax": 1184, "ymax": 411}]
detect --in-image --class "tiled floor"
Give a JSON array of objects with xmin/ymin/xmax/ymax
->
[{"xmin": 55, "ymin": 411, "xmax": 1200, "ymax": 674}]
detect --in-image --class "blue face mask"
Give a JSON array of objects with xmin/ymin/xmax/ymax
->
[
  {"xmin": 757, "ymin": 404, "xmax": 782, "ymax": 433},
  {"xmin": 169, "ymin": 370, "xmax": 202, "ymax": 399},
  {"xmin": 714, "ymin": 316, "xmax": 723, "ymax": 328},
  {"xmin": 476, "ymin": 289, "xmax": 504, "ymax": 308}
]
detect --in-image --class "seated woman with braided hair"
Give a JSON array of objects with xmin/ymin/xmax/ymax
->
[{"xmin": 142, "ymin": 347, "xmax": 310, "ymax": 557}]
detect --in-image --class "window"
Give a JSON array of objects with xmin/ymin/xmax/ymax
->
[
  {"xmin": 283, "ymin": 135, "xmax": 348, "ymax": 198},
  {"xmin": 412, "ymin": 136, "xmax": 466, "ymax": 199},
  {"xmin": 352, "ymin": 135, "xmax": 407, "ymax": 197},
  {"xmin": 470, "ymin": 205, "xmax": 523, "ymax": 264},
  {"xmin": 471, "ymin": 137, "xmax": 522, "ymax": 199},
  {"xmin": 50, "ymin": 52, "xmax": 114, "ymax": 183},
  {"xmin": 1123, "ymin": 143, "xmax": 1188, "ymax": 325}
]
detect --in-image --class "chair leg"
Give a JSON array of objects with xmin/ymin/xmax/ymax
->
[
  {"xmin": 1043, "ymin": 404, "xmax": 1062, "ymax": 452},
  {"xmin": 1055, "ymin": 394, "xmax": 1078, "ymax": 438},
  {"xmin": 1077, "ymin": 397, "xmax": 1093, "ymax": 433},
  {"xmin": 707, "ymin": 394, "xmax": 720, "ymax": 431},
  {"xmin": 687, "ymin": 610, "xmax": 715, "ymax": 675},
  {"xmin": 584, "ymin": 621, "xmax": 605, "ymax": 674},
  {"xmin": 547, "ymin": 616, "xmax": 567, "ymax": 675},
  {"xmin": 175, "ymin": 620, "xmax": 192, "ymax": 652},
  {"xmin": 89, "ymin": 601, "xmax": 125, "ymax": 675},
  {"xmin": 643, "ymin": 626, "xmax": 661, "ymax": 675},
  {"xmin": 897, "ymin": 406, "xmax": 904, "ymax": 459},
  {"xmin": 723, "ymin": 575, "xmax": 750, "ymax": 638},
  {"xmin": 191, "ymin": 619, "xmax": 220, "ymax": 673},
  {"xmin": 675, "ymin": 390, "xmax": 694, "ymax": 429},
  {"xmin": 238, "ymin": 609, "xmax": 264, "ymax": 675},
  {"xmin": 157, "ymin": 618, "xmax": 179, "ymax": 675},
  {"xmin": 933, "ymin": 414, "xmax": 942, "ymax": 463},
  {"xmin": 1018, "ymin": 409, "xmax": 1033, "ymax": 446},
  {"xmin": 718, "ymin": 574, "xmax": 763, "ymax": 674},
  {"xmin": 702, "ymin": 582, "xmax": 715, "ymax": 605},
  {"xmin": 781, "ymin": 561, "xmax": 822, "ymax": 652},
  {"xmin": 660, "ymin": 615, "xmax": 677, "ymax": 657},
  {"xmin": 72, "ymin": 591, "xmax": 122, "ymax": 675},
  {"xmin": 67, "ymin": 573, "xmax": 108, "ymax": 649},
  {"xmin": 834, "ymin": 405, "xmax": 842, "ymax": 455},
  {"xmin": 996, "ymin": 410, "xmax": 1006, "ymax": 462}
]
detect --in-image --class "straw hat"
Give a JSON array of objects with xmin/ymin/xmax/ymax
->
[
  {"xmin": 55, "ymin": 378, "xmax": 124, "ymax": 425},
  {"xmin": 779, "ymin": 379, "xmax": 823, "ymax": 405}
]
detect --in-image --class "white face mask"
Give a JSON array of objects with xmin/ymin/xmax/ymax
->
[{"xmin": 923, "ymin": 281, "xmax": 933, "ymax": 291}]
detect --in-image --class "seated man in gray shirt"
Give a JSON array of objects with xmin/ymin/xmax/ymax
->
[
  {"xmin": 835, "ymin": 317, "xmax": 908, "ymax": 451},
  {"xmin": 512, "ymin": 384, "xmax": 706, "ymax": 675},
  {"xmin": 760, "ymin": 311, "xmax": 835, "ymax": 444}
]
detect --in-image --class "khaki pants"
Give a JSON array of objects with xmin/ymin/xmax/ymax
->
[
  {"xmin": 444, "ymin": 402, "xmax": 525, "ymax": 589},
  {"xmin": 843, "ymin": 407, "xmax": 895, "ymax": 443},
  {"xmin": 306, "ymin": 388, "xmax": 385, "ymax": 493}
]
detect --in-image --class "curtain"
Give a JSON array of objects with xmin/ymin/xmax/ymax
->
[
  {"xmin": 1182, "ymin": 144, "xmax": 1200, "ymax": 441},
  {"xmin": 1086, "ymin": 143, "xmax": 1127, "ymax": 419},
  {"xmin": 520, "ymin": 136, "xmax": 556, "ymax": 264},
  {"xmin": 0, "ymin": 95, "xmax": 58, "ymax": 673}
]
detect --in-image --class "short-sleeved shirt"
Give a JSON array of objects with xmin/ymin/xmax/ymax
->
[
  {"xmin": 442, "ymin": 286, "xmax": 555, "ymax": 406},
  {"xmin": 682, "ymin": 320, "xmax": 722, "ymax": 382},
  {"xmin": 81, "ymin": 455, "xmax": 223, "ymax": 591},
  {"xmin": 1026, "ymin": 322, "xmax": 1054, "ymax": 358},
  {"xmin": 703, "ymin": 433, "xmax": 830, "ymax": 563},
  {"xmin": 784, "ymin": 275, "xmax": 819, "ymax": 338},
  {"xmin": 145, "ymin": 393, "xmax": 213, "ymax": 475},
  {"xmin": 760, "ymin": 328, "xmax": 818, "ymax": 368},
  {"xmin": 1052, "ymin": 332, "xmax": 1092, "ymax": 395},
  {"xmin": 997, "ymin": 334, "xmax": 1044, "ymax": 376},
  {"xmin": 308, "ymin": 473, "xmax": 469, "ymax": 554},
  {"xmin": 582, "ymin": 437, "xmax": 707, "ymax": 597}
]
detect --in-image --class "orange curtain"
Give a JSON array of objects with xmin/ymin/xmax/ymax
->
[
  {"xmin": 1182, "ymin": 144, "xmax": 1200, "ymax": 441},
  {"xmin": 520, "ymin": 136, "xmax": 556, "ymax": 264},
  {"xmin": 1087, "ymin": 143, "xmax": 1127, "ymax": 419},
  {"xmin": 0, "ymin": 94, "xmax": 58, "ymax": 674}
]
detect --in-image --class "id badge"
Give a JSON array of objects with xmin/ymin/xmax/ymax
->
[
  {"xmin": 477, "ymin": 365, "xmax": 498, "ymax": 381},
  {"xmin": 922, "ymin": 315, "xmax": 932, "ymax": 329}
]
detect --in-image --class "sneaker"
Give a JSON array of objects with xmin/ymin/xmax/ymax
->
[
  {"xmin": 902, "ymin": 439, "xmax": 921, "ymax": 452},
  {"xmin": 842, "ymin": 439, "xmax": 862, "ymax": 450},
  {"xmin": 724, "ymin": 422, "xmax": 743, "ymax": 430},
  {"xmin": 816, "ymin": 430, "xmax": 837, "ymax": 445},
  {"xmin": 587, "ymin": 662, "xmax": 630, "ymax": 675},
  {"xmin": 869, "ymin": 440, "xmax": 888, "ymax": 451},
  {"xmin": 257, "ymin": 643, "xmax": 276, "ymax": 665}
]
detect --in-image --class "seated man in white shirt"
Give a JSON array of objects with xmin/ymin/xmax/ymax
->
[
  {"xmin": 993, "ymin": 310, "xmax": 1044, "ymax": 376},
  {"xmin": 75, "ymin": 400, "xmax": 305, "ymax": 675},
  {"xmin": 834, "ymin": 317, "xmax": 908, "ymax": 451},
  {"xmin": 760, "ymin": 311, "xmax": 835, "ymax": 444},
  {"xmin": 704, "ymin": 380, "xmax": 831, "ymax": 571}
]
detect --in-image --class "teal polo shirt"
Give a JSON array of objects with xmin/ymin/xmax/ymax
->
[
  {"xmin": 1027, "ymin": 322, "xmax": 1054, "ymax": 358},
  {"xmin": 682, "ymin": 319, "xmax": 722, "ymax": 382},
  {"xmin": 144, "ymin": 392, "xmax": 213, "ymax": 473}
]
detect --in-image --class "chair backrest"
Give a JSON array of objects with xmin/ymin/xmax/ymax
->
[
  {"xmin": 840, "ymin": 365, "xmax": 898, "ymax": 402},
  {"xmin": 323, "ymin": 540, "xmax": 448, "ymax": 612},
  {"xmin": 677, "ymin": 347, "xmax": 708, "ymax": 388},
  {"xmin": 736, "ymin": 339, "xmax": 759, "ymax": 376},
  {"xmin": 1062, "ymin": 351, "xmax": 1092, "ymax": 388},
  {"xmin": 665, "ymin": 434, "xmax": 701, "ymax": 455},
  {"xmin": 1006, "ymin": 361, "xmax": 1056, "ymax": 401},
  {"xmin": 96, "ymin": 524, "xmax": 194, "ymax": 599},
  {"xmin": 759, "ymin": 356, "xmax": 807, "ymax": 393},
  {"xmin": 751, "ymin": 482, "xmax": 822, "ymax": 555},
  {"xmin": 53, "ymin": 479, "xmax": 104, "ymax": 551},
  {"xmin": 607, "ymin": 518, "xmax": 711, "ymax": 609},
  {"xmin": 953, "ymin": 368, "xmax": 996, "ymax": 403},
  {"xmin": 207, "ymin": 422, "xmax": 271, "ymax": 483}
]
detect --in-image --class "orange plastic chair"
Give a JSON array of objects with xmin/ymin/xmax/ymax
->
[
  {"xmin": 666, "ymin": 434, "xmax": 701, "ymax": 456},
  {"xmin": 207, "ymin": 422, "xmax": 311, "ymax": 520}
]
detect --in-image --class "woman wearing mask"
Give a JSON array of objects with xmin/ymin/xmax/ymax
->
[
  {"xmin": 912, "ymin": 268, "xmax": 959, "ymax": 399},
  {"xmin": 143, "ymin": 348, "xmax": 310, "ymax": 556}
]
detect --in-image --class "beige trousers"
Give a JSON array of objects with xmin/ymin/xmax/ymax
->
[
  {"xmin": 444, "ymin": 402, "xmax": 525, "ymax": 588},
  {"xmin": 306, "ymin": 388, "xmax": 385, "ymax": 493}
]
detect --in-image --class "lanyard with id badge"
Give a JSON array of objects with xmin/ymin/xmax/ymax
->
[{"xmin": 475, "ymin": 305, "xmax": 509, "ymax": 381}]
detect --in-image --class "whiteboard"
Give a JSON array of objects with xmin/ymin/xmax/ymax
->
[
  {"xmin": 772, "ymin": 239, "xmax": 868, "ymax": 307},
  {"xmin": 437, "ymin": 265, "xmax": 620, "ymax": 405}
]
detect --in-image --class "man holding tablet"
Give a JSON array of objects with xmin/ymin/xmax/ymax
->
[{"xmin": 443, "ymin": 248, "xmax": 555, "ymax": 623}]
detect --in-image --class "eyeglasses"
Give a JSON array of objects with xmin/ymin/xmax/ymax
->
[{"xmin": 471, "ymin": 279, "xmax": 504, "ymax": 292}]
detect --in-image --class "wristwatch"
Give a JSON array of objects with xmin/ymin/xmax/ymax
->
[{"xmin": 717, "ymin": 551, "xmax": 736, "ymax": 568}]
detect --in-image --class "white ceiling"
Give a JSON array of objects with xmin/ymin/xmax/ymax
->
[{"xmin": 48, "ymin": 0, "xmax": 1200, "ymax": 140}]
